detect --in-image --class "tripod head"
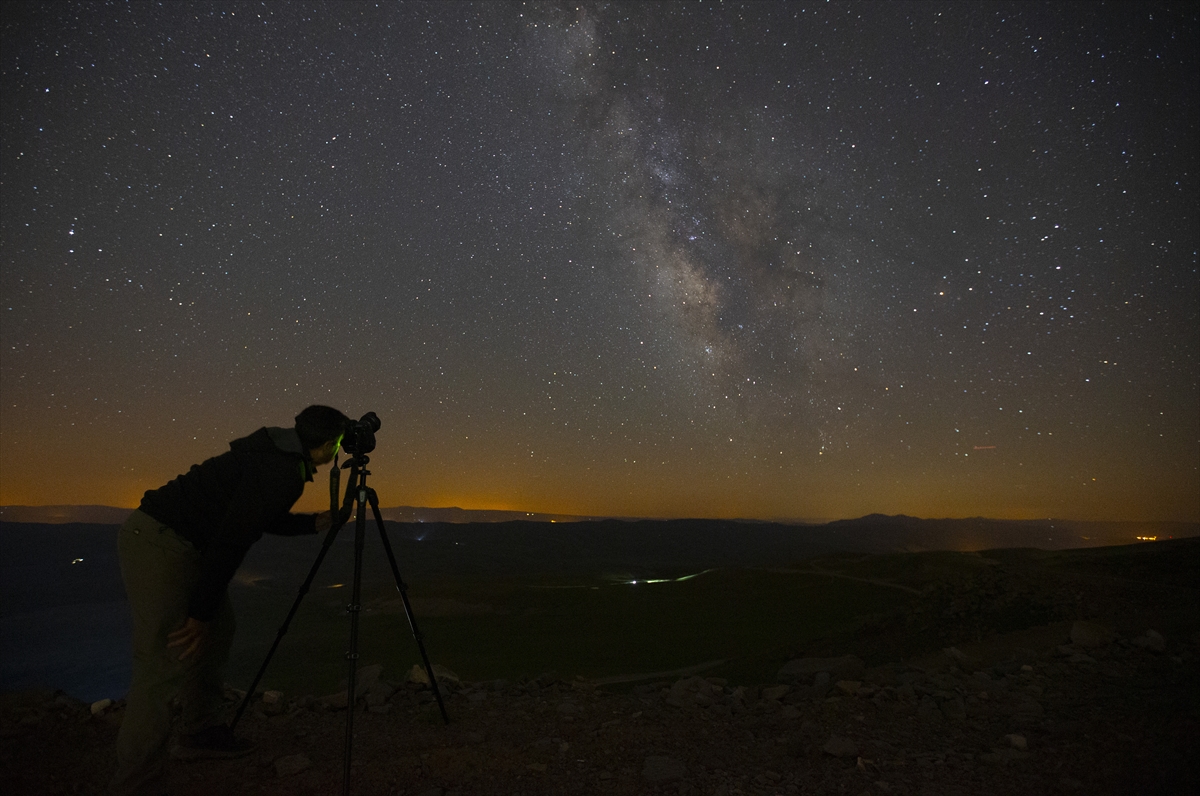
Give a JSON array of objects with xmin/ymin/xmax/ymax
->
[{"xmin": 329, "ymin": 411, "xmax": 379, "ymax": 519}]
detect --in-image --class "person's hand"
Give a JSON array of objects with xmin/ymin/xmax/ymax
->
[
  {"xmin": 315, "ymin": 510, "xmax": 334, "ymax": 533},
  {"xmin": 167, "ymin": 617, "xmax": 210, "ymax": 661}
]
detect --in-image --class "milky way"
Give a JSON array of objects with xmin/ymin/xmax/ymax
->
[{"xmin": 2, "ymin": 2, "xmax": 1196, "ymax": 521}]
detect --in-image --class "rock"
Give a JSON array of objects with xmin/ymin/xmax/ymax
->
[
  {"xmin": 1133, "ymin": 630, "xmax": 1166, "ymax": 653},
  {"xmin": 318, "ymin": 691, "xmax": 348, "ymax": 710},
  {"xmin": 822, "ymin": 734, "xmax": 859, "ymax": 758},
  {"xmin": 89, "ymin": 699, "xmax": 113, "ymax": 716},
  {"xmin": 785, "ymin": 685, "xmax": 813, "ymax": 703},
  {"xmin": 274, "ymin": 753, "xmax": 312, "ymax": 777},
  {"xmin": 365, "ymin": 679, "xmax": 395, "ymax": 707},
  {"xmin": 354, "ymin": 663, "xmax": 383, "ymax": 699},
  {"xmin": 407, "ymin": 663, "xmax": 460, "ymax": 688},
  {"xmin": 917, "ymin": 696, "xmax": 940, "ymax": 721},
  {"xmin": 1070, "ymin": 620, "xmax": 1114, "ymax": 649},
  {"xmin": 943, "ymin": 646, "xmax": 975, "ymax": 665},
  {"xmin": 260, "ymin": 690, "xmax": 286, "ymax": 715},
  {"xmin": 778, "ymin": 655, "xmax": 865, "ymax": 683},
  {"xmin": 533, "ymin": 671, "xmax": 562, "ymax": 688},
  {"xmin": 835, "ymin": 680, "xmax": 861, "ymax": 696},
  {"xmin": 642, "ymin": 755, "xmax": 685, "ymax": 782},
  {"xmin": 761, "ymin": 685, "xmax": 790, "ymax": 701},
  {"xmin": 1005, "ymin": 733, "xmax": 1028, "ymax": 750},
  {"xmin": 665, "ymin": 693, "xmax": 690, "ymax": 709},
  {"xmin": 813, "ymin": 671, "xmax": 831, "ymax": 697}
]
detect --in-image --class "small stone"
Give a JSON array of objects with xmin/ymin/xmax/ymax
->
[
  {"xmin": 354, "ymin": 664, "xmax": 383, "ymax": 699},
  {"xmin": 274, "ymin": 753, "xmax": 312, "ymax": 777},
  {"xmin": 822, "ymin": 734, "xmax": 859, "ymax": 758},
  {"xmin": 1133, "ymin": 630, "xmax": 1166, "ymax": 653},
  {"xmin": 642, "ymin": 755, "xmax": 685, "ymax": 782},
  {"xmin": 318, "ymin": 691, "xmax": 348, "ymax": 710},
  {"xmin": 407, "ymin": 663, "xmax": 460, "ymax": 687},
  {"xmin": 1005, "ymin": 733, "xmax": 1027, "ymax": 750},
  {"xmin": 1070, "ymin": 620, "xmax": 1113, "ymax": 649},
  {"xmin": 943, "ymin": 646, "xmax": 974, "ymax": 665},
  {"xmin": 262, "ymin": 690, "xmax": 284, "ymax": 705},
  {"xmin": 836, "ymin": 680, "xmax": 862, "ymax": 695},
  {"xmin": 761, "ymin": 685, "xmax": 790, "ymax": 701},
  {"xmin": 90, "ymin": 698, "xmax": 113, "ymax": 716}
]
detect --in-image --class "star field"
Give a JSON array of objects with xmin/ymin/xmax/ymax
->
[{"xmin": 2, "ymin": 2, "xmax": 1196, "ymax": 521}]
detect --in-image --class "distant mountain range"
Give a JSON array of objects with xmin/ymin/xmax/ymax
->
[
  {"xmin": 1, "ymin": 505, "xmax": 1195, "ymax": 556},
  {"xmin": 0, "ymin": 505, "xmax": 137, "ymax": 524},
  {"xmin": 0, "ymin": 504, "xmax": 613, "ymax": 525}
]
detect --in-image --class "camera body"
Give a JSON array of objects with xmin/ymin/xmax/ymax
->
[{"xmin": 342, "ymin": 412, "xmax": 381, "ymax": 456}]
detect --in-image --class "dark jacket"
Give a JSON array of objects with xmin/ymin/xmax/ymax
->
[{"xmin": 139, "ymin": 427, "xmax": 317, "ymax": 621}]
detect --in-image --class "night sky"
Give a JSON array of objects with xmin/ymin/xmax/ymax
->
[{"xmin": 2, "ymin": 2, "xmax": 1196, "ymax": 522}]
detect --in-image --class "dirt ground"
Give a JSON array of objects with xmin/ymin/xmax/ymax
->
[{"xmin": 3, "ymin": 617, "xmax": 1197, "ymax": 796}]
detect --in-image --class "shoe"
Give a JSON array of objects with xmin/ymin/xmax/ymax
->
[{"xmin": 170, "ymin": 724, "xmax": 256, "ymax": 760}]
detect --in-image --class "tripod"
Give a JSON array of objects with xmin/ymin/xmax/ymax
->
[{"xmin": 231, "ymin": 451, "xmax": 449, "ymax": 796}]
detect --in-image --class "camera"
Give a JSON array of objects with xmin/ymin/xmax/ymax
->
[{"xmin": 342, "ymin": 412, "xmax": 381, "ymax": 456}]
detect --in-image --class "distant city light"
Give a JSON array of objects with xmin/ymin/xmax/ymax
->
[
  {"xmin": 624, "ymin": 569, "xmax": 714, "ymax": 585},
  {"xmin": 71, "ymin": 558, "xmax": 84, "ymax": 564}
]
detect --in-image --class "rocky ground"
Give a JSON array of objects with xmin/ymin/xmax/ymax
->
[{"xmin": 3, "ymin": 617, "xmax": 1196, "ymax": 796}]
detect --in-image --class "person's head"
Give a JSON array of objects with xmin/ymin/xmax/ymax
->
[{"xmin": 295, "ymin": 405, "xmax": 350, "ymax": 465}]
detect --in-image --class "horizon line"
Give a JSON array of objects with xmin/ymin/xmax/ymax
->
[{"xmin": 0, "ymin": 504, "xmax": 1197, "ymax": 526}]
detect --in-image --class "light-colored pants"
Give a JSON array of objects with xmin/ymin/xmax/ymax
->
[{"xmin": 110, "ymin": 509, "xmax": 236, "ymax": 795}]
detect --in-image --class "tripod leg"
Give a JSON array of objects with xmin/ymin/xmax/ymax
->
[
  {"xmin": 342, "ymin": 473, "xmax": 372, "ymax": 796},
  {"xmin": 230, "ymin": 465, "xmax": 358, "ymax": 731},
  {"xmin": 368, "ymin": 489, "xmax": 450, "ymax": 725},
  {"xmin": 231, "ymin": 515, "xmax": 347, "ymax": 730}
]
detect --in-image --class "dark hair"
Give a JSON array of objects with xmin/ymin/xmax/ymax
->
[{"xmin": 295, "ymin": 405, "xmax": 351, "ymax": 450}]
